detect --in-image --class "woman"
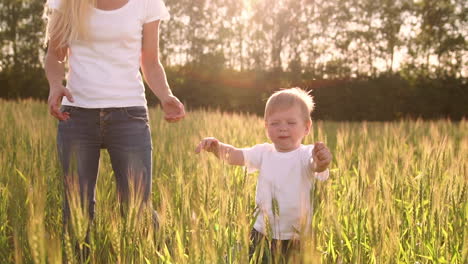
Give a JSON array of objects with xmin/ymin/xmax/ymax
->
[{"xmin": 44, "ymin": 0, "xmax": 184, "ymax": 230}]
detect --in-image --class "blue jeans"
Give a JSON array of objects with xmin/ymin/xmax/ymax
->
[{"xmin": 57, "ymin": 106, "xmax": 153, "ymax": 224}]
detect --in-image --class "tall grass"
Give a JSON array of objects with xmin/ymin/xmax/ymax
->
[{"xmin": 0, "ymin": 99, "xmax": 466, "ymax": 263}]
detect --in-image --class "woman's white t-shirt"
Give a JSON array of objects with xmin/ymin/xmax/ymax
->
[
  {"xmin": 243, "ymin": 143, "xmax": 329, "ymax": 240},
  {"xmin": 47, "ymin": 0, "xmax": 170, "ymax": 108}
]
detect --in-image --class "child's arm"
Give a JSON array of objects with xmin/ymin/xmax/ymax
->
[
  {"xmin": 195, "ymin": 137, "xmax": 245, "ymax": 166},
  {"xmin": 310, "ymin": 142, "xmax": 332, "ymax": 173}
]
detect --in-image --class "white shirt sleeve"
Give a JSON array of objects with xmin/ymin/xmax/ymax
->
[
  {"xmin": 315, "ymin": 169, "xmax": 329, "ymax": 181},
  {"xmin": 144, "ymin": 0, "xmax": 170, "ymax": 23},
  {"xmin": 242, "ymin": 144, "xmax": 268, "ymax": 173},
  {"xmin": 301, "ymin": 145, "xmax": 314, "ymax": 166},
  {"xmin": 46, "ymin": 0, "xmax": 61, "ymax": 10}
]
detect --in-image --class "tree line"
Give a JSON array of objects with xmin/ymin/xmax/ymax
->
[{"xmin": 0, "ymin": 0, "xmax": 466, "ymax": 120}]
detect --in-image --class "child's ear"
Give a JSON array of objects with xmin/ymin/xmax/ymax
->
[{"xmin": 305, "ymin": 120, "xmax": 312, "ymax": 135}]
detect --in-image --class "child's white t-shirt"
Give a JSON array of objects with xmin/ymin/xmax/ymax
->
[
  {"xmin": 242, "ymin": 143, "xmax": 329, "ymax": 240},
  {"xmin": 47, "ymin": 0, "xmax": 170, "ymax": 108}
]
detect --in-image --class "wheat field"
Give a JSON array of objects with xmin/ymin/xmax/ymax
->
[{"xmin": 0, "ymin": 99, "xmax": 466, "ymax": 263}]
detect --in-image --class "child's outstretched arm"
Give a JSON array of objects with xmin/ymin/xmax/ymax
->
[
  {"xmin": 310, "ymin": 142, "xmax": 332, "ymax": 173},
  {"xmin": 195, "ymin": 137, "xmax": 245, "ymax": 166}
]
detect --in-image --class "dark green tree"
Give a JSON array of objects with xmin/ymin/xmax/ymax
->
[{"xmin": 0, "ymin": 0, "xmax": 48, "ymax": 98}]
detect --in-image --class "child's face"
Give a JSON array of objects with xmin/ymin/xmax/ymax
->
[{"xmin": 265, "ymin": 105, "xmax": 311, "ymax": 152}]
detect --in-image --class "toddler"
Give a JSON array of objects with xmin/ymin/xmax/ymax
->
[{"xmin": 195, "ymin": 88, "xmax": 332, "ymax": 262}]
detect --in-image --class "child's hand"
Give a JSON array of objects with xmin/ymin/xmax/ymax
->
[
  {"xmin": 312, "ymin": 142, "xmax": 332, "ymax": 173},
  {"xmin": 195, "ymin": 137, "xmax": 220, "ymax": 155}
]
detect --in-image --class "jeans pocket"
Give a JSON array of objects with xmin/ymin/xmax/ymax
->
[
  {"xmin": 60, "ymin": 105, "xmax": 76, "ymax": 114},
  {"xmin": 124, "ymin": 106, "xmax": 148, "ymax": 121}
]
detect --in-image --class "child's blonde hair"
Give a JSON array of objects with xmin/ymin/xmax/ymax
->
[{"xmin": 264, "ymin": 87, "xmax": 314, "ymax": 122}]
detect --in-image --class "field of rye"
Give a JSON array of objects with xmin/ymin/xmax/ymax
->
[{"xmin": 0, "ymin": 99, "xmax": 466, "ymax": 263}]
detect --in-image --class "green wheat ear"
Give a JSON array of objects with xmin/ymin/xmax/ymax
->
[
  {"xmin": 271, "ymin": 197, "xmax": 280, "ymax": 217},
  {"xmin": 1, "ymin": 101, "xmax": 467, "ymax": 263}
]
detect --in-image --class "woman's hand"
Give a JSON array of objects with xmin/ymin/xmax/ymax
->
[
  {"xmin": 161, "ymin": 95, "xmax": 185, "ymax": 122},
  {"xmin": 48, "ymin": 85, "xmax": 73, "ymax": 121}
]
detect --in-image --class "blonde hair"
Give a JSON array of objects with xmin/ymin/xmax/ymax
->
[
  {"xmin": 44, "ymin": 0, "xmax": 96, "ymax": 48},
  {"xmin": 264, "ymin": 87, "xmax": 315, "ymax": 122}
]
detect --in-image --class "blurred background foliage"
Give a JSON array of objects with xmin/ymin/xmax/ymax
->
[{"xmin": 0, "ymin": 0, "xmax": 466, "ymax": 120}]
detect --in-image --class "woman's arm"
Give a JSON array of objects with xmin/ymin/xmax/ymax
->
[
  {"xmin": 141, "ymin": 20, "xmax": 185, "ymax": 122},
  {"xmin": 195, "ymin": 137, "xmax": 245, "ymax": 166},
  {"xmin": 44, "ymin": 15, "xmax": 73, "ymax": 121}
]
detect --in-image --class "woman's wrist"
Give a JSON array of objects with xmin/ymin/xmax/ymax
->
[
  {"xmin": 49, "ymin": 83, "xmax": 64, "ymax": 91},
  {"xmin": 156, "ymin": 87, "xmax": 173, "ymax": 102}
]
